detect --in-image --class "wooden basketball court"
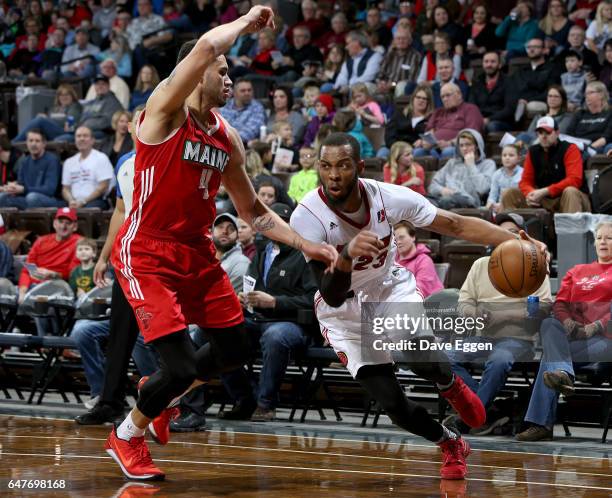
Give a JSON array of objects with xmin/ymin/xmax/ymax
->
[{"xmin": 1, "ymin": 415, "xmax": 610, "ymax": 497}]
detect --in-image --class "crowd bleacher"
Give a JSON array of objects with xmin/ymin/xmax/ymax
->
[{"xmin": 0, "ymin": 0, "xmax": 611, "ymax": 442}]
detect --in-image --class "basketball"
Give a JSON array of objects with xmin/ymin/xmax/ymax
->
[{"xmin": 488, "ymin": 239, "xmax": 547, "ymax": 298}]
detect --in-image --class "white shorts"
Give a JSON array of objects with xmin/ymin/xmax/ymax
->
[{"xmin": 315, "ymin": 266, "xmax": 428, "ymax": 377}]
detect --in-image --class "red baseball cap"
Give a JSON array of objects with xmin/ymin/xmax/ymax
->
[{"xmin": 55, "ymin": 207, "xmax": 77, "ymax": 222}]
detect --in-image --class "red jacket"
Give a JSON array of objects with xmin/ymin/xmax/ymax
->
[
  {"xmin": 519, "ymin": 143, "xmax": 583, "ymax": 198},
  {"xmin": 383, "ymin": 162, "xmax": 426, "ymax": 196},
  {"xmin": 18, "ymin": 233, "xmax": 81, "ymax": 289}
]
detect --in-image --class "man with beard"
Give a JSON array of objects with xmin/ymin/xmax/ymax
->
[
  {"xmin": 469, "ymin": 51, "xmax": 516, "ymax": 133},
  {"xmin": 217, "ymin": 203, "xmax": 318, "ymax": 422},
  {"xmin": 290, "ymin": 132, "xmax": 549, "ymax": 481}
]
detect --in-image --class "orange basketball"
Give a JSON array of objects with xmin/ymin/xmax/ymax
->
[{"xmin": 487, "ymin": 239, "xmax": 547, "ymax": 298}]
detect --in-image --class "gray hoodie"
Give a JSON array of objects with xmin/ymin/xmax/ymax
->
[{"xmin": 428, "ymin": 128, "xmax": 497, "ymax": 207}]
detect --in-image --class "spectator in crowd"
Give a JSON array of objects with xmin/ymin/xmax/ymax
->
[
  {"xmin": 469, "ymin": 51, "xmax": 515, "ymax": 133},
  {"xmin": 376, "ymin": 26, "xmax": 422, "ymax": 97},
  {"xmin": 556, "ymin": 25, "xmax": 600, "ymax": 76},
  {"xmin": 62, "ymin": 126, "xmax": 115, "ymax": 209},
  {"xmin": 12, "ymin": 16, "xmax": 46, "ymax": 53},
  {"xmin": 60, "ymin": 26, "xmax": 100, "ymax": 79},
  {"xmin": 430, "ymin": 55, "xmax": 469, "ymax": 109},
  {"xmin": 218, "ymin": 203, "xmax": 318, "ymax": 422},
  {"xmin": 516, "ymin": 85, "xmax": 574, "ymax": 144},
  {"xmin": 501, "ymin": 116, "xmax": 591, "ymax": 213},
  {"xmin": 586, "ymin": 1, "xmax": 612, "ymax": 53},
  {"xmin": 303, "ymin": 94, "xmax": 335, "ymax": 147},
  {"xmin": 212, "ymin": 213, "xmax": 251, "ymax": 294},
  {"xmin": 416, "ymin": 32, "xmax": 462, "ymax": 85},
  {"xmin": 447, "ymin": 213, "xmax": 552, "ymax": 435},
  {"xmin": 331, "ymin": 30, "xmax": 384, "ymax": 93},
  {"xmin": 319, "ymin": 44, "xmax": 345, "ymax": 86},
  {"xmin": 486, "ymin": 144, "xmax": 524, "ymax": 213},
  {"xmin": 233, "ymin": 27, "xmax": 278, "ymax": 78},
  {"xmin": 495, "ymin": 0, "xmax": 540, "ymax": 60},
  {"xmin": 99, "ymin": 110, "xmax": 133, "ymax": 166},
  {"xmin": 463, "ymin": 3, "xmax": 502, "ymax": 59},
  {"xmin": 561, "ymin": 50, "xmax": 587, "ymax": 110},
  {"xmin": 7, "ymin": 33, "xmax": 41, "ymax": 79},
  {"xmin": 315, "ymin": 12, "xmax": 348, "ymax": 54},
  {"xmin": 55, "ymin": 75, "xmax": 124, "ymax": 142},
  {"xmin": 92, "ymin": 0, "xmax": 117, "ymax": 40},
  {"xmin": 332, "ymin": 110, "xmax": 374, "ymax": 158},
  {"xmin": 515, "ymin": 37, "xmax": 562, "ymax": 116},
  {"xmin": 40, "ymin": 27, "xmax": 66, "ymax": 82},
  {"xmin": 349, "ymin": 82, "xmax": 385, "ymax": 126},
  {"xmin": 288, "ymin": 146, "xmax": 318, "ymax": 203},
  {"xmin": 384, "ymin": 84, "xmax": 434, "ymax": 158},
  {"xmin": 0, "ymin": 136, "xmax": 20, "ymax": 187},
  {"xmin": 0, "ymin": 129, "xmax": 62, "ymax": 209},
  {"xmin": 267, "ymin": 87, "xmax": 306, "ymax": 145},
  {"xmin": 256, "ymin": 180, "xmax": 278, "ymax": 207},
  {"xmin": 285, "ymin": 0, "xmax": 326, "ymax": 47},
  {"xmin": 127, "ymin": 0, "xmax": 173, "ymax": 69},
  {"xmin": 394, "ymin": 221, "xmax": 443, "ymax": 298},
  {"xmin": 428, "ymin": 128, "xmax": 495, "ymax": 208},
  {"xmin": 415, "ymin": 82, "xmax": 484, "ymax": 158},
  {"xmin": 538, "ymin": 0, "xmax": 572, "ymax": 55},
  {"xmin": 96, "ymin": 33, "xmax": 132, "ymax": 79},
  {"xmin": 17, "ymin": 207, "xmax": 81, "ymax": 306},
  {"xmin": 85, "ymin": 58, "xmax": 130, "ymax": 110},
  {"xmin": 13, "ymin": 85, "xmax": 82, "ymax": 143},
  {"xmin": 599, "ymin": 39, "xmax": 612, "ymax": 92},
  {"xmin": 237, "ymin": 217, "xmax": 256, "ymax": 261},
  {"xmin": 219, "ymin": 79, "xmax": 267, "ymax": 144},
  {"xmin": 129, "ymin": 64, "xmax": 159, "ymax": 111},
  {"xmin": 365, "ymin": 6, "xmax": 393, "ymax": 48},
  {"xmin": 517, "ymin": 222, "xmax": 612, "ymax": 442},
  {"xmin": 68, "ymin": 238, "xmax": 96, "ymax": 297},
  {"xmin": 566, "ymin": 81, "xmax": 612, "ymax": 154},
  {"xmin": 422, "ymin": 5, "xmax": 463, "ymax": 50},
  {"xmin": 112, "ymin": 9, "xmax": 132, "ymax": 41},
  {"xmin": 384, "ymin": 142, "xmax": 426, "ymax": 196},
  {"xmin": 276, "ymin": 26, "xmax": 323, "ymax": 82},
  {"xmin": 266, "ymin": 121, "xmax": 299, "ymax": 162}
]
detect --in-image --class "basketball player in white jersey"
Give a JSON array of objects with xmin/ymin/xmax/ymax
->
[{"xmin": 291, "ymin": 133, "xmax": 548, "ymax": 480}]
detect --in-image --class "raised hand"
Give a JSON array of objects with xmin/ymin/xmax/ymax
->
[{"xmin": 241, "ymin": 6, "xmax": 275, "ymax": 34}]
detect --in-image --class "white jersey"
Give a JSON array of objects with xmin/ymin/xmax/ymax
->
[{"xmin": 290, "ymin": 179, "xmax": 437, "ymax": 292}]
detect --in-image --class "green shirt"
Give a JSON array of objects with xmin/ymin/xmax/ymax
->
[
  {"xmin": 69, "ymin": 265, "xmax": 95, "ymax": 294},
  {"xmin": 288, "ymin": 169, "xmax": 318, "ymax": 203}
]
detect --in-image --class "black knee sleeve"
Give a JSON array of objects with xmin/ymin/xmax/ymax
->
[{"xmin": 194, "ymin": 323, "xmax": 252, "ymax": 380}]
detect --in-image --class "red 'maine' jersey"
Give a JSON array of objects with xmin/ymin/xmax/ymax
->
[{"xmin": 122, "ymin": 109, "xmax": 232, "ymax": 241}]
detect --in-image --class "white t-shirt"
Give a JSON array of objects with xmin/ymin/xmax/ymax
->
[
  {"xmin": 290, "ymin": 179, "xmax": 437, "ymax": 292},
  {"xmin": 62, "ymin": 149, "xmax": 115, "ymax": 202},
  {"xmin": 586, "ymin": 21, "xmax": 611, "ymax": 50}
]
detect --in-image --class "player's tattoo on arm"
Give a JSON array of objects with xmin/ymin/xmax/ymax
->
[
  {"xmin": 164, "ymin": 69, "xmax": 177, "ymax": 86},
  {"xmin": 252, "ymin": 214, "xmax": 275, "ymax": 232}
]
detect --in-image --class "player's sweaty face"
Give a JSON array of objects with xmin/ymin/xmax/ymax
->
[{"xmin": 318, "ymin": 145, "xmax": 359, "ymax": 205}]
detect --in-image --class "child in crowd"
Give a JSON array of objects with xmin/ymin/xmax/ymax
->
[
  {"xmin": 332, "ymin": 110, "xmax": 374, "ymax": 158},
  {"xmin": 486, "ymin": 144, "xmax": 524, "ymax": 213},
  {"xmin": 303, "ymin": 94, "xmax": 335, "ymax": 147},
  {"xmin": 561, "ymin": 50, "xmax": 587, "ymax": 110},
  {"xmin": 267, "ymin": 120, "xmax": 299, "ymax": 170},
  {"xmin": 69, "ymin": 238, "xmax": 96, "ymax": 297},
  {"xmin": 250, "ymin": 141, "xmax": 274, "ymax": 171},
  {"xmin": 384, "ymin": 141, "xmax": 426, "ymax": 195},
  {"xmin": 312, "ymin": 123, "xmax": 337, "ymax": 153},
  {"xmin": 349, "ymin": 82, "xmax": 385, "ymax": 126},
  {"xmin": 288, "ymin": 146, "xmax": 319, "ymax": 203},
  {"xmin": 302, "ymin": 83, "xmax": 321, "ymax": 121}
]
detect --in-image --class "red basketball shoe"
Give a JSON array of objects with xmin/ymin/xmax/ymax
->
[
  {"xmin": 105, "ymin": 427, "xmax": 165, "ymax": 481},
  {"xmin": 440, "ymin": 376, "xmax": 486, "ymax": 428},
  {"xmin": 137, "ymin": 376, "xmax": 180, "ymax": 445},
  {"xmin": 438, "ymin": 433, "xmax": 470, "ymax": 480}
]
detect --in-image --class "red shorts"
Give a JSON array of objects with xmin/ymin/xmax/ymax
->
[{"xmin": 111, "ymin": 232, "xmax": 243, "ymax": 343}]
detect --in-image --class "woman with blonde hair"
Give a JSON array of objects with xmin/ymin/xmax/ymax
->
[
  {"xmin": 349, "ymin": 82, "xmax": 385, "ymax": 126},
  {"xmin": 538, "ymin": 0, "xmax": 571, "ymax": 54},
  {"xmin": 130, "ymin": 65, "xmax": 160, "ymax": 111},
  {"xmin": 384, "ymin": 141, "xmax": 426, "ymax": 195},
  {"xmin": 586, "ymin": 0, "xmax": 612, "ymax": 52},
  {"xmin": 99, "ymin": 110, "xmax": 133, "ymax": 165},
  {"xmin": 566, "ymin": 80, "xmax": 612, "ymax": 153},
  {"xmin": 96, "ymin": 33, "xmax": 132, "ymax": 79},
  {"xmin": 12, "ymin": 84, "xmax": 82, "ymax": 142}
]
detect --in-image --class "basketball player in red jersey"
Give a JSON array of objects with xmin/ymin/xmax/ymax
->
[{"xmin": 104, "ymin": 6, "xmax": 337, "ymax": 481}]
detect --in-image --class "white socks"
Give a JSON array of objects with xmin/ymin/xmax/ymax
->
[{"xmin": 116, "ymin": 412, "xmax": 146, "ymax": 441}]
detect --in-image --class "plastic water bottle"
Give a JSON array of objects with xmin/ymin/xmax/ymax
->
[
  {"xmin": 259, "ymin": 125, "xmax": 267, "ymax": 141},
  {"xmin": 66, "ymin": 115, "xmax": 75, "ymax": 132}
]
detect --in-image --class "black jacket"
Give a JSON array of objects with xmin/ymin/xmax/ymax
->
[
  {"xmin": 514, "ymin": 60, "xmax": 561, "ymax": 102},
  {"xmin": 247, "ymin": 242, "xmax": 317, "ymax": 322},
  {"xmin": 385, "ymin": 106, "xmax": 428, "ymax": 146},
  {"xmin": 469, "ymin": 72, "xmax": 515, "ymax": 123},
  {"xmin": 566, "ymin": 109, "xmax": 612, "ymax": 143}
]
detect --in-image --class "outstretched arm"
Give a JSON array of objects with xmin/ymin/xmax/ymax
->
[
  {"xmin": 142, "ymin": 6, "xmax": 275, "ymax": 140},
  {"xmin": 222, "ymin": 126, "xmax": 338, "ymax": 270}
]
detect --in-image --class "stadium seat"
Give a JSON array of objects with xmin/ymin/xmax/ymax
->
[
  {"xmin": 363, "ymin": 157, "xmax": 384, "ymax": 171},
  {"xmin": 434, "ymin": 262, "xmax": 451, "ymax": 287},
  {"xmin": 76, "ymin": 208, "xmax": 101, "ymax": 238},
  {"xmin": 363, "ymin": 126, "xmax": 386, "ymax": 152},
  {"xmin": 416, "ymin": 156, "xmax": 439, "ymax": 171},
  {"xmin": 12, "ymin": 210, "xmax": 53, "ymax": 236},
  {"xmin": 509, "ymin": 208, "xmax": 552, "ymax": 243},
  {"xmin": 592, "ymin": 165, "xmax": 612, "ymax": 214},
  {"xmin": 586, "ymin": 155, "xmax": 612, "ymax": 172},
  {"xmin": 419, "ymin": 238, "xmax": 440, "ymax": 260},
  {"xmin": 441, "ymin": 241, "xmax": 488, "ymax": 289}
]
